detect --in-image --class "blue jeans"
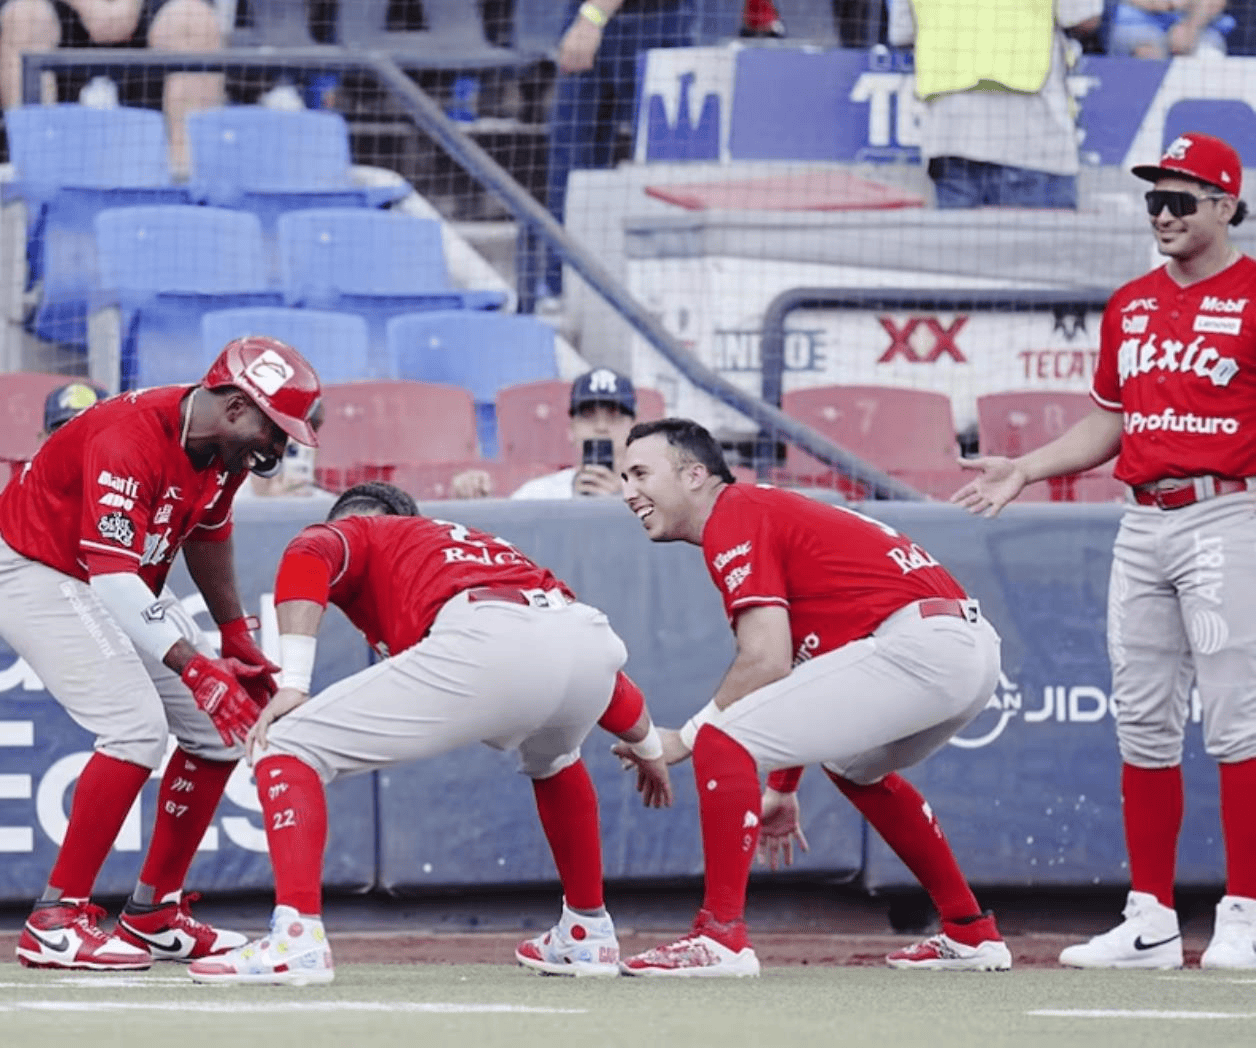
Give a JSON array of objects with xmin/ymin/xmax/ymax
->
[
  {"xmin": 928, "ymin": 156, "xmax": 1078, "ymax": 209},
  {"xmin": 538, "ymin": 0, "xmax": 693, "ymax": 297}
]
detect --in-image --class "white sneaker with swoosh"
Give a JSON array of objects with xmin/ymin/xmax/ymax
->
[
  {"xmin": 1201, "ymin": 895, "xmax": 1256, "ymax": 969},
  {"xmin": 17, "ymin": 900, "xmax": 151, "ymax": 970},
  {"xmin": 1059, "ymin": 890, "xmax": 1183, "ymax": 969}
]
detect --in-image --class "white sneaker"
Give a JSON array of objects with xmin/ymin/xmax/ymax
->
[
  {"xmin": 1201, "ymin": 895, "xmax": 1256, "ymax": 969},
  {"xmin": 515, "ymin": 900, "xmax": 619, "ymax": 976},
  {"xmin": 620, "ymin": 910, "xmax": 760, "ymax": 978},
  {"xmin": 1058, "ymin": 890, "xmax": 1182, "ymax": 969},
  {"xmin": 187, "ymin": 906, "xmax": 333, "ymax": 986}
]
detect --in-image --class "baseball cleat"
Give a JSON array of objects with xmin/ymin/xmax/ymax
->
[
  {"xmin": 1058, "ymin": 890, "xmax": 1182, "ymax": 969},
  {"xmin": 187, "ymin": 905, "xmax": 333, "ymax": 986},
  {"xmin": 620, "ymin": 909, "xmax": 760, "ymax": 978},
  {"xmin": 1201, "ymin": 895, "xmax": 1256, "ymax": 969},
  {"xmin": 516, "ymin": 899, "xmax": 620, "ymax": 976},
  {"xmin": 116, "ymin": 891, "xmax": 248, "ymax": 962},
  {"xmin": 16, "ymin": 899, "xmax": 152, "ymax": 971},
  {"xmin": 886, "ymin": 934, "xmax": 1012, "ymax": 971}
]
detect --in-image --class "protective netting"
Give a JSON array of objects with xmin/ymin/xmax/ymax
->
[{"xmin": 2, "ymin": 1, "xmax": 1252, "ymax": 499}]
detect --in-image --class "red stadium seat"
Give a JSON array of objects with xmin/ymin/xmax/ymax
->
[
  {"xmin": 389, "ymin": 460, "xmax": 554, "ymax": 500},
  {"xmin": 0, "ymin": 371, "xmax": 83, "ymax": 467},
  {"xmin": 495, "ymin": 379, "xmax": 666, "ymax": 467},
  {"xmin": 976, "ymin": 391, "xmax": 1121, "ymax": 503},
  {"xmin": 316, "ymin": 380, "xmax": 479, "ymax": 492},
  {"xmin": 781, "ymin": 385, "xmax": 968, "ymax": 499}
]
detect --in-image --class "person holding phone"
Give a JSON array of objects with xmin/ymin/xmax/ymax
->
[{"xmin": 512, "ymin": 368, "xmax": 639, "ymax": 500}]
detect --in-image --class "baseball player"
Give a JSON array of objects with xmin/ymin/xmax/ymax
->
[
  {"xmin": 188, "ymin": 482, "xmax": 671, "ymax": 986},
  {"xmin": 0, "ymin": 335, "xmax": 322, "ymax": 970},
  {"xmin": 615, "ymin": 419, "xmax": 1009, "ymax": 976},
  {"xmin": 954, "ymin": 131, "xmax": 1256, "ymax": 970}
]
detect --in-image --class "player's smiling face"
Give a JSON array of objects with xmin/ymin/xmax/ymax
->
[
  {"xmin": 1148, "ymin": 175, "xmax": 1231, "ymax": 260},
  {"xmin": 221, "ymin": 399, "xmax": 289, "ymax": 475},
  {"xmin": 621, "ymin": 433, "xmax": 693, "ymax": 542}
]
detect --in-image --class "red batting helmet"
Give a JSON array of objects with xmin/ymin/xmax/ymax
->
[{"xmin": 202, "ymin": 336, "xmax": 322, "ymax": 447}]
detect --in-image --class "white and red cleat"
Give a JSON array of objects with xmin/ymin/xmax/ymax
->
[
  {"xmin": 16, "ymin": 899, "xmax": 152, "ymax": 971},
  {"xmin": 516, "ymin": 899, "xmax": 620, "ymax": 976},
  {"xmin": 887, "ymin": 933, "xmax": 1012, "ymax": 971},
  {"xmin": 188, "ymin": 905, "xmax": 333, "ymax": 986},
  {"xmin": 116, "ymin": 890, "xmax": 248, "ymax": 962},
  {"xmin": 620, "ymin": 909, "xmax": 760, "ymax": 978}
]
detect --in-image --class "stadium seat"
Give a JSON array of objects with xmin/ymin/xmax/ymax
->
[
  {"xmin": 976, "ymin": 390, "xmax": 1122, "ymax": 502},
  {"xmin": 388, "ymin": 459, "xmax": 554, "ymax": 501},
  {"xmin": 781, "ymin": 385, "xmax": 967, "ymax": 499},
  {"xmin": 316, "ymin": 380, "xmax": 480, "ymax": 492},
  {"xmin": 277, "ymin": 208, "xmax": 507, "ymax": 367},
  {"xmin": 337, "ymin": 0, "xmax": 541, "ymax": 68},
  {"xmin": 388, "ymin": 312, "xmax": 560, "ymax": 457},
  {"xmin": 4, "ymin": 104, "xmax": 189, "ymax": 347},
  {"xmin": 0, "ymin": 371, "xmax": 81, "ymax": 470},
  {"xmin": 93, "ymin": 205, "xmax": 280, "ymax": 390},
  {"xmin": 201, "ymin": 307, "xmax": 370, "ymax": 385},
  {"xmin": 495, "ymin": 378, "xmax": 666, "ymax": 467},
  {"xmin": 187, "ymin": 108, "xmax": 406, "ymax": 262}
]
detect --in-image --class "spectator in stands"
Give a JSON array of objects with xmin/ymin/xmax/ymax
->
[
  {"xmin": 38, "ymin": 379, "xmax": 107, "ymax": 445},
  {"xmin": 539, "ymin": 0, "xmax": 693, "ymax": 302},
  {"xmin": 512, "ymin": 367, "xmax": 638, "ymax": 499},
  {"xmin": 0, "ymin": 0, "xmax": 224, "ymax": 174},
  {"xmin": 1110, "ymin": 1, "xmax": 1233, "ymax": 58},
  {"xmin": 741, "ymin": 0, "xmax": 784, "ymax": 36},
  {"xmin": 888, "ymin": 0, "xmax": 1102, "ymax": 209}
]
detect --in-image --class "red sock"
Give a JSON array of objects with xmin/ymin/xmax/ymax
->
[
  {"xmin": 255, "ymin": 755, "xmax": 327, "ymax": 916},
  {"xmin": 48, "ymin": 753, "xmax": 151, "ymax": 898},
  {"xmin": 743, "ymin": 0, "xmax": 779, "ymax": 30},
  {"xmin": 694, "ymin": 727, "xmax": 760, "ymax": 925},
  {"xmin": 533, "ymin": 761, "xmax": 603, "ymax": 911},
  {"xmin": 1122, "ymin": 762, "xmax": 1182, "ymax": 908},
  {"xmin": 137, "ymin": 749, "xmax": 235, "ymax": 901},
  {"xmin": 1219, "ymin": 758, "xmax": 1256, "ymax": 899},
  {"xmin": 828, "ymin": 771, "xmax": 988, "ymax": 938}
]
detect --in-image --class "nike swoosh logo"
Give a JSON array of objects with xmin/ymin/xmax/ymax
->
[
  {"xmin": 123, "ymin": 926, "xmax": 189, "ymax": 952},
  {"xmin": 28, "ymin": 927, "xmax": 70, "ymax": 953},
  {"xmin": 1133, "ymin": 934, "xmax": 1180, "ymax": 951}
]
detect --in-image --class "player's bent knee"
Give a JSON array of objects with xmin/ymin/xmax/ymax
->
[
  {"xmin": 98, "ymin": 732, "xmax": 168, "ymax": 771},
  {"xmin": 522, "ymin": 748, "xmax": 580, "ymax": 780},
  {"xmin": 177, "ymin": 736, "xmax": 244, "ymax": 764}
]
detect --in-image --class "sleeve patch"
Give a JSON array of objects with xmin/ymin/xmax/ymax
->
[{"xmin": 97, "ymin": 512, "xmax": 136, "ymax": 547}]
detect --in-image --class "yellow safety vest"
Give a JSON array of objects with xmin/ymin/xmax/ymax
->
[{"xmin": 911, "ymin": 0, "xmax": 1055, "ymax": 99}]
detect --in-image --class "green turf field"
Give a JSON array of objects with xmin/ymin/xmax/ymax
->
[{"xmin": 2, "ymin": 963, "xmax": 1254, "ymax": 1048}]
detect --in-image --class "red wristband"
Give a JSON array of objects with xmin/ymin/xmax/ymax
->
[{"xmin": 767, "ymin": 766, "xmax": 803, "ymax": 793}]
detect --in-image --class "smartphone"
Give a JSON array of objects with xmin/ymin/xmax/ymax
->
[{"xmin": 581, "ymin": 438, "xmax": 615, "ymax": 469}]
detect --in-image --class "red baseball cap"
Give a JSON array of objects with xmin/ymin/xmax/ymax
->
[{"xmin": 1132, "ymin": 132, "xmax": 1242, "ymax": 196}]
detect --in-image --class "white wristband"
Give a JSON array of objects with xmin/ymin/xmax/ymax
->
[
  {"xmin": 628, "ymin": 723, "xmax": 663, "ymax": 761},
  {"xmin": 278, "ymin": 634, "xmax": 317, "ymax": 693},
  {"xmin": 678, "ymin": 699, "xmax": 721, "ymax": 751}
]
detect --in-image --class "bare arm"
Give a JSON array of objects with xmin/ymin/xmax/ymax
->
[
  {"xmin": 182, "ymin": 537, "xmax": 246, "ymax": 625},
  {"xmin": 658, "ymin": 605, "xmax": 793, "ymax": 764},
  {"xmin": 952, "ymin": 407, "xmax": 1123, "ymax": 518},
  {"xmin": 246, "ymin": 598, "xmax": 326, "ymax": 760},
  {"xmin": 558, "ymin": 0, "xmax": 627, "ymax": 73}
]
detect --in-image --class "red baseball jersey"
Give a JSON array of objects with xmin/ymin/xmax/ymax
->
[
  {"xmin": 0, "ymin": 386, "xmax": 245, "ymax": 593},
  {"xmin": 1092, "ymin": 255, "xmax": 1256, "ymax": 485},
  {"xmin": 702, "ymin": 485, "xmax": 965, "ymax": 663},
  {"xmin": 275, "ymin": 515, "xmax": 574, "ymax": 657}
]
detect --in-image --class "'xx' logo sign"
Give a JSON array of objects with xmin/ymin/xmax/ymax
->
[{"xmin": 877, "ymin": 316, "xmax": 969, "ymax": 363}]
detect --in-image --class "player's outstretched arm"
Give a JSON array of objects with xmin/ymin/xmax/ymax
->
[
  {"xmin": 757, "ymin": 786, "xmax": 810, "ymax": 871},
  {"xmin": 605, "ymin": 673, "xmax": 674, "ymax": 807}
]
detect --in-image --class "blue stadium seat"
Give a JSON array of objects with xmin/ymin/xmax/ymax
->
[
  {"xmin": 94, "ymin": 205, "xmax": 280, "ymax": 390},
  {"xmin": 388, "ymin": 311, "xmax": 559, "ymax": 456},
  {"xmin": 278, "ymin": 208, "xmax": 507, "ymax": 367},
  {"xmin": 3, "ymin": 104, "xmax": 189, "ymax": 348},
  {"xmin": 187, "ymin": 107, "xmax": 406, "ymax": 267},
  {"xmin": 201, "ymin": 307, "xmax": 370, "ymax": 385}
]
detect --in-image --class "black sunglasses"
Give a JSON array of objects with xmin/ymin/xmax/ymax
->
[{"xmin": 1145, "ymin": 189, "xmax": 1227, "ymax": 218}]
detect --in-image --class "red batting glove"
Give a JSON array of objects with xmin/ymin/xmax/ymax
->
[
  {"xmin": 181, "ymin": 654, "xmax": 267, "ymax": 747},
  {"xmin": 219, "ymin": 615, "xmax": 279, "ymax": 703}
]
